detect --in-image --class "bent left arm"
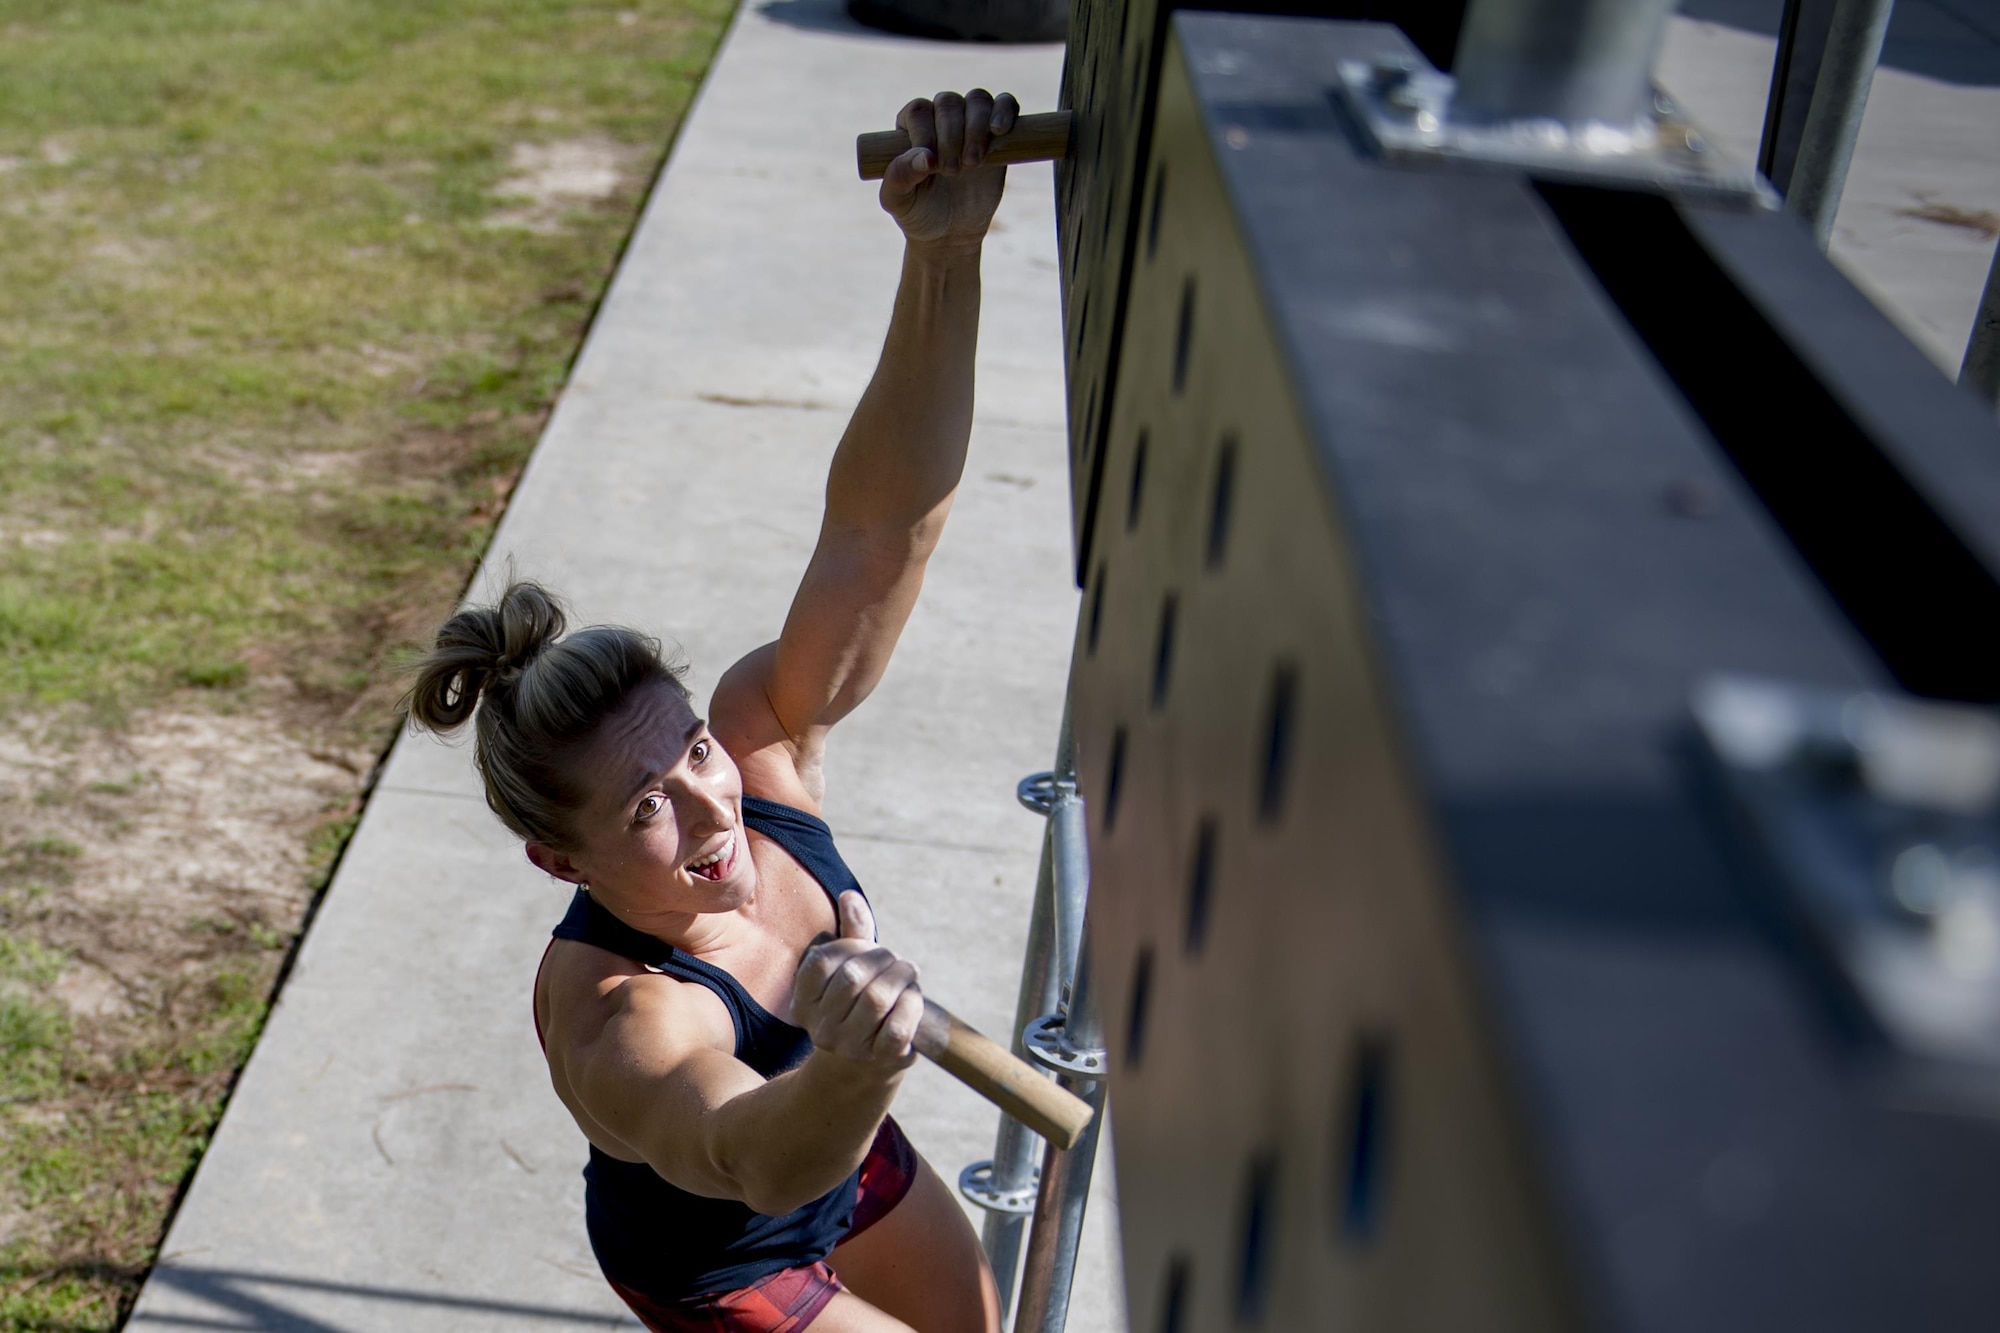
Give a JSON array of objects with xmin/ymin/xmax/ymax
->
[{"xmin": 714, "ymin": 90, "xmax": 1018, "ymax": 808}]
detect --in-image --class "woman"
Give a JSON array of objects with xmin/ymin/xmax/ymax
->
[{"xmin": 404, "ymin": 91, "xmax": 1021, "ymax": 1333}]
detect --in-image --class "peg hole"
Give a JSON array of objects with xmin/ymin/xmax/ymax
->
[
  {"xmin": 1146, "ymin": 165, "xmax": 1167, "ymax": 262},
  {"xmin": 1337, "ymin": 1033, "xmax": 1394, "ymax": 1244},
  {"xmin": 1104, "ymin": 725, "xmax": 1128, "ymax": 832},
  {"xmin": 1150, "ymin": 593, "xmax": 1177, "ymax": 710},
  {"xmin": 1205, "ymin": 436, "xmax": 1236, "ymax": 570},
  {"xmin": 1159, "ymin": 1254, "xmax": 1190, "ymax": 1333},
  {"xmin": 1257, "ymin": 663, "xmax": 1297, "ymax": 824},
  {"xmin": 1125, "ymin": 944, "xmax": 1154, "ymax": 1066},
  {"xmin": 1172, "ymin": 277, "xmax": 1195, "ymax": 395},
  {"xmin": 1235, "ymin": 1152, "xmax": 1278, "ymax": 1325},
  {"xmin": 1185, "ymin": 818, "xmax": 1216, "ymax": 954},
  {"xmin": 1086, "ymin": 561, "xmax": 1106, "ymax": 657},
  {"xmin": 1126, "ymin": 430, "xmax": 1148, "ymax": 532}
]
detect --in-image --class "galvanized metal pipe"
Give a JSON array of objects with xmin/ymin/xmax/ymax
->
[
  {"xmin": 1450, "ymin": 0, "xmax": 1678, "ymax": 128},
  {"xmin": 1786, "ymin": 0, "xmax": 1895, "ymax": 249},
  {"xmin": 979, "ymin": 824, "xmax": 1062, "ymax": 1316},
  {"xmin": 1960, "ymin": 241, "xmax": 2000, "ymax": 415},
  {"xmin": 1047, "ymin": 788, "xmax": 1089, "ymax": 993},
  {"xmin": 977, "ymin": 706, "xmax": 1077, "ymax": 1317},
  {"xmin": 1012, "ymin": 934, "xmax": 1107, "ymax": 1333}
]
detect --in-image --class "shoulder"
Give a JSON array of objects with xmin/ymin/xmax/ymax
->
[
  {"xmin": 709, "ymin": 650, "xmax": 826, "ymax": 814},
  {"xmin": 539, "ymin": 938, "xmax": 737, "ymax": 1070}
]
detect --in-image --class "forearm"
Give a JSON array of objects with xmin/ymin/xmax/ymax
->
[
  {"xmin": 698, "ymin": 1052, "xmax": 903, "ymax": 1216},
  {"xmin": 824, "ymin": 242, "xmax": 984, "ymax": 547}
]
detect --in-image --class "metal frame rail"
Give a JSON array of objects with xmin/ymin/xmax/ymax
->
[
  {"xmin": 955, "ymin": 697, "xmax": 1107, "ymax": 1333},
  {"xmin": 1768, "ymin": 0, "xmax": 1898, "ymax": 251},
  {"xmin": 1757, "ymin": 0, "xmax": 1996, "ymax": 410}
]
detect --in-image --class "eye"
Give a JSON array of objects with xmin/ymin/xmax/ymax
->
[
  {"xmin": 635, "ymin": 793, "xmax": 664, "ymax": 821},
  {"xmin": 691, "ymin": 739, "xmax": 711, "ymax": 764}
]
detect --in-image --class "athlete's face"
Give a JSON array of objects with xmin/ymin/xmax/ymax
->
[{"xmin": 525, "ymin": 680, "xmax": 756, "ymax": 921}]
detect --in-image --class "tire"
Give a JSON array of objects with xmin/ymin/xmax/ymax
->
[{"xmin": 845, "ymin": 0, "xmax": 1068, "ymax": 42}]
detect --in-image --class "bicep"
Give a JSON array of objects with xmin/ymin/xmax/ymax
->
[{"xmin": 714, "ymin": 529, "xmax": 928, "ymax": 772}]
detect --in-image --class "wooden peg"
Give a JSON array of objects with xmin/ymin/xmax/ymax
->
[
  {"xmin": 856, "ymin": 110, "xmax": 1073, "ymax": 180},
  {"xmin": 915, "ymin": 998, "xmax": 1094, "ymax": 1149}
]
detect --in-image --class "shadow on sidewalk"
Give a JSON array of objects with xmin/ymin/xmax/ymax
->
[
  {"xmin": 756, "ymin": 0, "xmax": 1066, "ymax": 45},
  {"xmin": 136, "ymin": 1264, "xmax": 633, "ymax": 1331},
  {"xmin": 756, "ymin": 0, "xmax": 908, "ymax": 38}
]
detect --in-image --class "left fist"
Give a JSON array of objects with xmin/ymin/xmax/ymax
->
[{"xmin": 880, "ymin": 90, "xmax": 1019, "ymax": 252}]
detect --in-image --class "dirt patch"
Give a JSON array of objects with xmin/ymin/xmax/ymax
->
[
  {"xmin": 0, "ymin": 704, "xmax": 380, "ymax": 1320},
  {"xmin": 1898, "ymin": 198, "xmax": 2000, "ymax": 241},
  {"xmin": 0, "ymin": 523, "xmax": 68, "ymax": 551},
  {"xmin": 0, "ymin": 708, "xmax": 367, "ymax": 1023},
  {"xmin": 82, "ymin": 235, "xmax": 174, "ymax": 288},
  {"xmin": 485, "ymin": 136, "xmax": 649, "ymax": 233}
]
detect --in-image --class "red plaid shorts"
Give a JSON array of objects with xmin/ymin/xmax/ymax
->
[{"xmin": 607, "ymin": 1117, "xmax": 919, "ymax": 1333}]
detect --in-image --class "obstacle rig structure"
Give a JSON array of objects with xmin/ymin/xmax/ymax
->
[{"xmin": 1030, "ymin": 0, "xmax": 2000, "ymax": 1330}]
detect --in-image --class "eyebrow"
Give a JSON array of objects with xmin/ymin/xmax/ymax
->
[{"xmin": 616, "ymin": 718, "xmax": 709, "ymax": 810}]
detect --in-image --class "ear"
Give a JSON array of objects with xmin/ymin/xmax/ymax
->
[{"xmin": 526, "ymin": 841, "xmax": 586, "ymax": 885}]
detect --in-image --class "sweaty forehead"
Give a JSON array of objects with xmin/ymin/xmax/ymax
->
[{"xmin": 583, "ymin": 681, "xmax": 703, "ymax": 806}]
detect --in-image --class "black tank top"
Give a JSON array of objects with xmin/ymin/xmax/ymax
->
[{"xmin": 549, "ymin": 794, "xmax": 869, "ymax": 1299}]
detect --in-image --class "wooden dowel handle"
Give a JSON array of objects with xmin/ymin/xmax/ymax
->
[
  {"xmin": 915, "ymin": 999, "xmax": 1094, "ymax": 1150},
  {"xmin": 856, "ymin": 110, "xmax": 1073, "ymax": 181}
]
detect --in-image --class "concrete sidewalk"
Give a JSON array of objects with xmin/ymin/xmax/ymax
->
[{"xmin": 128, "ymin": 1, "xmax": 1115, "ymax": 1329}]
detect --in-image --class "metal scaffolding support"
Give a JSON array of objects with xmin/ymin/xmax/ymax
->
[
  {"xmin": 1450, "ymin": 0, "xmax": 1677, "ymax": 128},
  {"xmin": 958, "ymin": 693, "xmax": 1100, "ymax": 1329},
  {"xmin": 1011, "ymin": 929, "xmax": 1108, "ymax": 1333},
  {"xmin": 1784, "ymin": 0, "xmax": 1897, "ymax": 248}
]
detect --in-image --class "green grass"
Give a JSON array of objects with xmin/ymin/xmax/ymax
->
[
  {"xmin": 0, "ymin": 1, "xmax": 734, "ymax": 1325},
  {"xmin": 0, "ymin": 0, "xmax": 733, "ymax": 715},
  {"xmin": 0, "ymin": 957, "xmax": 265, "ymax": 1331}
]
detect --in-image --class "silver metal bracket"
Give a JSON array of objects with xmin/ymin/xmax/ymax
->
[
  {"xmin": 1024, "ymin": 1012, "xmax": 1108, "ymax": 1080},
  {"xmin": 1334, "ymin": 57, "xmax": 1777, "ymax": 207},
  {"xmin": 1017, "ymin": 770, "xmax": 1073, "ymax": 816},
  {"xmin": 959, "ymin": 1159, "xmax": 1040, "ymax": 1214},
  {"xmin": 1694, "ymin": 674, "xmax": 2000, "ymax": 1109}
]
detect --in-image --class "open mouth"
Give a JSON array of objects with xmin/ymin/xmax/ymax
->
[{"xmin": 686, "ymin": 832, "xmax": 736, "ymax": 882}]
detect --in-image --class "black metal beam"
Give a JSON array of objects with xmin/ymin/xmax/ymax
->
[{"xmin": 1069, "ymin": 13, "xmax": 2000, "ymax": 1330}]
